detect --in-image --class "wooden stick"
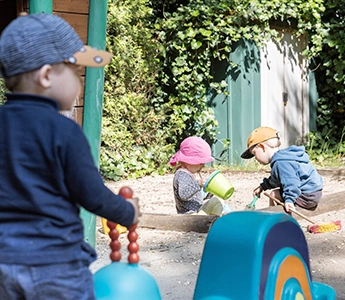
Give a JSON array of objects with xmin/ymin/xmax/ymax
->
[
  {"xmin": 259, "ymin": 190, "xmax": 345, "ymax": 218},
  {"xmin": 263, "ymin": 192, "xmax": 315, "ymax": 224}
]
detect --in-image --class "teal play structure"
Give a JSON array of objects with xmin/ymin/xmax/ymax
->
[
  {"xmin": 93, "ymin": 219, "xmax": 161, "ymax": 300},
  {"xmin": 94, "ymin": 262, "xmax": 161, "ymax": 300},
  {"xmin": 94, "ymin": 211, "xmax": 336, "ymax": 299},
  {"xmin": 194, "ymin": 211, "xmax": 336, "ymax": 300}
]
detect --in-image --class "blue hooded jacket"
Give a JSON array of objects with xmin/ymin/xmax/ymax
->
[{"xmin": 260, "ymin": 145, "xmax": 323, "ymax": 205}]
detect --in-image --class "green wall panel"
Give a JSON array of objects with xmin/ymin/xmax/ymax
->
[
  {"xmin": 207, "ymin": 39, "xmax": 261, "ymax": 165},
  {"xmin": 208, "ymin": 40, "xmax": 261, "ymax": 165},
  {"xmin": 81, "ymin": 0, "xmax": 109, "ymax": 248},
  {"xmin": 29, "ymin": 0, "xmax": 52, "ymax": 14},
  {"xmin": 308, "ymin": 64, "xmax": 318, "ymax": 132}
]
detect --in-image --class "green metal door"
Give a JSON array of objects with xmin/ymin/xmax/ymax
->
[{"xmin": 207, "ymin": 39, "xmax": 261, "ymax": 165}]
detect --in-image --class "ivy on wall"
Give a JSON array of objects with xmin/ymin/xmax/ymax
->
[
  {"xmin": 0, "ymin": 0, "xmax": 343, "ymax": 180},
  {"xmin": 152, "ymin": 0, "xmax": 327, "ymax": 151},
  {"xmin": 100, "ymin": 0, "xmax": 175, "ymax": 179},
  {"xmin": 306, "ymin": 0, "xmax": 345, "ymax": 162},
  {"xmin": 101, "ymin": 0, "xmax": 345, "ymax": 178},
  {"xmin": 0, "ymin": 78, "xmax": 6, "ymax": 105}
]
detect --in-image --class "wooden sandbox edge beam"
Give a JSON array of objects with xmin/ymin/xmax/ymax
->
[
  {"xmin": 259, "ymin": 190, "xmax": 345, "ymax": 219},
  {"xmin": 139, "ymin": 213, "xmax": 218, "ymax": 233},
  {"xmin": 139, "ymin": 191, "xmax": 345, "ymax": 232}
]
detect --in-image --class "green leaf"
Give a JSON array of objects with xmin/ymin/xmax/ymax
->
[
  {"xmin": 199, "ymin": 28, "xmax": 212, "ymax": 37},
  {"xmin": 191, "ymin": 40, "xmax": 202, "ymax": 49}
]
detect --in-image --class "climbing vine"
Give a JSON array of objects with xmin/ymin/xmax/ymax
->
[
  {"xmin": 0, "ymin": 78, "xmax": 6, "ymax": 105},
  {"xmin": 0, "ymin": 1, "xmax": 343, "ymax": 180},
  {"xmin": 102, "ymin": 0, "xmax": 345, "ymax": 179},
  {"xmin": 101, "ymin": 0, "xmax": 175, "ymax": 180},
  {"xmin": 152, "ymin": 0, "xmax": 326, "ymax": 147},
  {"xmin": 305, "ymin": 0, "xmax": 345, "ymax": 163}
]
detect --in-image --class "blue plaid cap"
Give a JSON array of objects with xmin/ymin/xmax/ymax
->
[{"xmin": 0, "ymin": 13, "xmax": 112, "ymax": 78}]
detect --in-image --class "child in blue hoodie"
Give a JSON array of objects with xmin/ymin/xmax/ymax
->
[{"xmin": 241, "ymin": 126, "xmax": 323, "ymax": 212}]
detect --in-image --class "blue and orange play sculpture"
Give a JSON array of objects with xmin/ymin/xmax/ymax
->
[
  {"xmin": 93, "ymin": 187, "xmax": 161, "ymax": 300},
  {"xmin": 94, "ymin": 188, "xmax": 336, "ymax": 299},
  {"xmin": 193, "ymin": 211, "xmax": 336, "ymax": 300}
]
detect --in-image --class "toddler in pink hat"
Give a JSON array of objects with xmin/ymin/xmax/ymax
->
[{"xmin": 169, "ymin": 137, "xmax": 226, "ymax": 215}]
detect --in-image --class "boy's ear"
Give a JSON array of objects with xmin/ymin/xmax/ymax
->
[
  {"xmin": 37, "ymin": 64, "xmax": 53, "ymax": 88},
  {"xmin": 258, "ymin": 143, "xmax": 265, "ymax": 151}
]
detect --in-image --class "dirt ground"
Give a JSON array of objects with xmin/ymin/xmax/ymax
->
[{"xmin": 90, "ymin": 169, "xmax": 345, "ymax": 300}]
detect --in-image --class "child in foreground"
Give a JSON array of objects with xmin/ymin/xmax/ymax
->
[
  {"xmin": 241, "ymin": 126, "xmax": 323, "ymax": 212},
  {"xmin": 169, "ymin": 136, "xmax": 230, "ymax": 215},
  {"xmin": 0, "ymin": 14, "xmax": 140, "ymax": 299}
]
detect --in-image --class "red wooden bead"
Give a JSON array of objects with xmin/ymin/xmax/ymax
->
[
  {"xmin": 110, "ymin": 251, "xmax": 122, "ymax": 262},
  {"xmin": 127, "ymin": 230, "xmax": 138, "ymax": 242},
  {"xmin": 110, "ymin": 240, "xmax": 121, "ymax": 251},
  {"xmin": 128, "ymin": 252, "xmax": 140, "ymax": 264},
  {"xmin": 128, "ymin": 242, "xmax": 139, "ymax": 253},
  {"xmin": 107, "ymin": 221, "xmax": 117, "ymax": 230},
  {"xmin": 109, "ymin": 229, "xmax": 120, "ymax": 240},
  {"xmin": 128, "ymin": 224, "xmax": 138, "ymax": 231},
  {"xmin": 119, "ymin": 186, "xmax": 133, "ymax": 199}
]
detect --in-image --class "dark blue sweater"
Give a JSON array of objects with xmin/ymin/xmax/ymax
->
[{"xmin": 0, "ymin": 93, "xmax": 134, "ymax": 265}]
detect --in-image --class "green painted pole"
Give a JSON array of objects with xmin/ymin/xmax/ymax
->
[
  {"xmin": 29, "ymin": 0, "xmax": 52, "ymax": 14},
  {"xmin": 81, "ymin": 0, "xmax": 109, "ymax": 247}
]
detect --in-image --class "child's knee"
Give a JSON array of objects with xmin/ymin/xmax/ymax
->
[{"xmin": 270, "ymin": 189, "xmax": 282, "ymax": 199}]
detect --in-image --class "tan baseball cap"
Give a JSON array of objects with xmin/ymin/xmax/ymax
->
[{"xmin": 241, "ymin": 126, "xmax": 279, "ymax": 159}]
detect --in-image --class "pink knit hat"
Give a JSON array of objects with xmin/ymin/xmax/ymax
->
[{"xmin": 169, "ymin": 136, "xmax": 214, "ymax": 166}]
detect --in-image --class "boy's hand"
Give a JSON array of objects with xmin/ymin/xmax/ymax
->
[
  {"xmin": 284, "ymin": 202, "xmax": 295, "ymax": 213},
  {"xmin": 253, "ymin": 185, "xmax": 263, "ymax": 197},
  {"xmin": 127, "ymin": 198, "xmax": 141, "ymax": 224}
]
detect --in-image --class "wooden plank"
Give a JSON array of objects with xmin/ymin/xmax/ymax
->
[
  {"xmin": 138, "ymin": 191, "xmax": 345, "ymax": 233},
  {"xmin": 60, "ymin": 107, "xmax": 83, "ymax": 126},
  {"xmin": 74, "ymin": 107, "xmax": 84, "ymax": 126},
  {"xmin": 139, "ymin": 213, "xmax": 218, "ymax": 233},
  {"xmin": 77, "ymin": 76, "xmax": 85, "ymax": 103},
  {"xmin": 259, "ymin": 190, "xmax": 345, "ymax": 220},
  {"xmin": 317, "ymin": 168, "xmax": 345, "ymax": 177},
  {"xmin": 16, "ymin": 0, "xmax": 29, "ymax": 15},
  {"xmin": 53, "ymin": 12, "xmax": 88, "ymax": 125},
  {"xmin": 54, "ymin": 12, "xmax": 88, "ymax": 43},
  {"xmin": 53, "ymin": 0, "xmax": 89, "ymax": 14}
]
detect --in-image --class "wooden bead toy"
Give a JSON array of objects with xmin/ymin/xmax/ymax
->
[{"xmin": 94, "ymin": 186, "xmax": 161, "ymax": 300}]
